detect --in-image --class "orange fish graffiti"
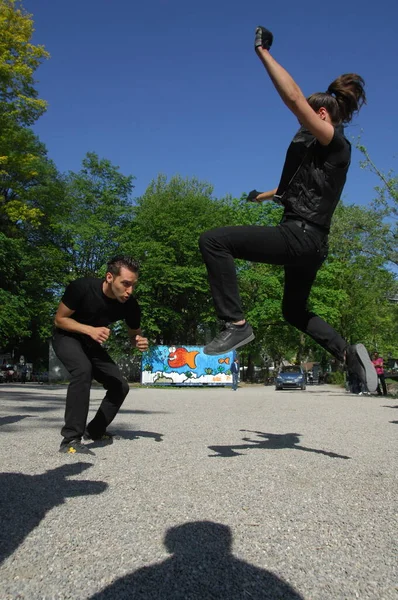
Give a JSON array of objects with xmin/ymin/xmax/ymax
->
[
  {"xmin": 218, "ymin": 357, "xmax": 230, "ymax": 365},
  {"xmin": 168, "ymin": 347, "xmax": 199, "ymax": 369}
]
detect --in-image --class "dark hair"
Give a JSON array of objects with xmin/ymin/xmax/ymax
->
[
  {"xmin": 307, "ymin": 73, "xmax": 366, "ymax": 125},
  {"xmin": 107, "ymin": 255, "xmax": 140, "ymax": 276}
]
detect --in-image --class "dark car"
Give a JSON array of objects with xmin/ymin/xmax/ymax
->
[{"xmin": 275, "ymin": 365, "xmax": 306, "ymax": 391}]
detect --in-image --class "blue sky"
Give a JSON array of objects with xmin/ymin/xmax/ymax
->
[{"xmin": 26, "ymin": 0, "xmax": 397, "ymax": 206}]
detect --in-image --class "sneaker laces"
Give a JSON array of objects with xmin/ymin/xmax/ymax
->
[{"xmin": 212, "ymin": 322, "xmax": 233, "ymax": 342}]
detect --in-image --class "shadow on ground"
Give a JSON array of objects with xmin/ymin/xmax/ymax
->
[
  {"xmin": 208, "ymin": 430, "xmax": 350, "ymax": 459},
  {"xmin": 0, "ymin": 391, "xmax": 64, "ymax": 410},
  {"xmin": 0, "ymin": 463, "xmax": 107, "ymax": 565},
  {"xmin": 0, "ymin": 415, "xmax": 33, "ymax": 426},
  {"xmin": 89, "ymin": 521, "xmax": 304, "ymax": 600},
  {"xmin": 119, "ymin": 409, "xmax": 169, "ymax": 415},
  {"xmin": 86, "ymin": 428, "xmax": 164, "ymax": 449}
]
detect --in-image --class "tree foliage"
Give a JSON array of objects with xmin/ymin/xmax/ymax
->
[
  {"xmin": 357, "ymin": 143, "xmax": 398, "ymax": 267},
  {"xmin": 0, "ymin": 0, "xmax": 49, "ymax": 127},
  {"xmin": 58, "ymin": 152, "xmax": 135, "ymax": 278},
  {"xmin": 122, "ymin": 174, "xmax": 231, "ymax": 344}
]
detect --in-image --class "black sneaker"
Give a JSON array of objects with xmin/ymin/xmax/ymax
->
[
  {"xmin": 204, "ymin": 322, "xmax": 255, "ymax": 355},
  {"xmin": 346, "ymin": 344, "xmax": 378, "ymax": 393},
  {"xmin": 59, "ymin": 439, "xmax": 95, "ymax": 455},
  {"xmin": 83, "ymin": 429, "xmax": 115, "ymax": 444}
]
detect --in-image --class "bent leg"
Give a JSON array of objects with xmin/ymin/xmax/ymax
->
[
  {"xmin": 199, "ymin": 225, "xmax": 291, "ymax": 322},
  {"xmin": 52, "ymin": 333, "xmax": 93, "ymax": 441},
  {"xmin": 380, "ymin": 374, "xmax": 388, "ymax": 396},
  {"xmin": 86, "ymin": 347, "xmax": 130, "ymax": 437}
]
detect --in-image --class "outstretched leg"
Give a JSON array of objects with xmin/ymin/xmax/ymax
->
[{"xmin": 283, "ymin": 264, "xmax": 378, "ymax": 391}]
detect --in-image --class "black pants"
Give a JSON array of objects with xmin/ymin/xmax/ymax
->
[
  {"xmin": 52, "ymin": 331, "xmax": 129, "ymax": 442},
  {"xmin": 199, "ymin": 220, "xmax": 347, "ymax": 362},
  {"xmin": 377, "ymin": 374, "xmax": 388, "ymax": 396}
]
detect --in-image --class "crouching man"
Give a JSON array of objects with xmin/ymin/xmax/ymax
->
[{"xmin": 53, "ymin": 256, "xmax": 148, "ymax": 455}]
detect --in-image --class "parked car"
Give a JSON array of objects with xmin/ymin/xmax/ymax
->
[{"xmin": 275, "ymin": 365, "xmax": 306, "ymax": 390}]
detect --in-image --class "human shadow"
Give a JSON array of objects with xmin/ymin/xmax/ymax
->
[
  {"xmin": 0, "ymin": 392, "xmax": 64, "ymax": 407},
  {"xmin": 85, "ymin": 429, "xmax": 164, "ymax": 449},
  {"xmin": 0, "ymin": 384, "xmax": 64, "ymax": 391},
  {"xmin": 89, "ymin": 521, "xmax": 304, "ymax": 599},
  {"xmin": 9, "ymin": 405, "xmax": 57, "ymax": 413},
  {"xmin": 209, "ymin": 430, "xmax": 350, "ymax": 459},
  {"xmin": 0, "ymin": 463, "xmax": 107, "ymax": 565},
  {"xmin": 389, "ymin": 420, "xmax": 398, "ymax": 424},
  {"xmin": 119, "ymin": 409, "xmax": 169, "ymax": 415},
  {"xmin": 383, "ymin": 405, "xmax": 398, "ymax": 409},
  {"xmin": 0, "ymin": 415, "xmax": 32, "ymax": 427}
]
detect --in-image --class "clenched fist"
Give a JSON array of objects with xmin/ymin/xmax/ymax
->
[
  {"xmin": 134, "ymin": 335, "xmax": 149, "ymax": 352},
  {"xmin": 89, "ymin": 326, "xmax": 110, "ymax": 344},
  {"xmin": 254, "ymin": 26, "xmax": 273, "ymax": 51},
  {"xmin": 247, "ymin": 189, "xmax": 261, "ymax": 202}
]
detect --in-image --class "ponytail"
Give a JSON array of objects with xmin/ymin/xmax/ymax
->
[{"xmin": 307, "ymin": 73, "xmax": 366, "ymax": 125}]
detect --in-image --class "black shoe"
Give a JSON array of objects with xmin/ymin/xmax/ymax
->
[
  {"xmin": 204, "ymin": 322, "xmax": 255, "ymax": 355},
  {"xmin": 59, "ymin": 439, "xmax": 95, "ymax": 455},
  {"xmin": 346, "ymin": 344, "xmax": 378, "ymax": 393},
  {"xmin": 84, "ymin": 429, "xmax": 115, "ymax": 444}
]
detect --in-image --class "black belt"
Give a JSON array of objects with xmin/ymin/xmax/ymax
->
[{"xmin": 282, "ymin": 218, "xmax": 328, "ymax": 235}]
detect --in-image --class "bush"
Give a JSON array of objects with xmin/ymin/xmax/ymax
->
[{"xmin": 325, "ymin": 371, "xmax": 345, "ymax": 386}]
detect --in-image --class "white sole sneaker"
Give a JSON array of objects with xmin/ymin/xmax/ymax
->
[{"xmin": 355, "ymin": 343, "xmax": 378, "ymax": 393}]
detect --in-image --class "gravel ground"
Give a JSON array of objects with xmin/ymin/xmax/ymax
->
[{"xmin": 0, "ymin": 382, "xmax": 397, "ymax": 600}]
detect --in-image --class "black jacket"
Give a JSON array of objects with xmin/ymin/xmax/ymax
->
[
  {"xmin": 275, "ymin": 126, "xmax": 351, "ymax": 232},
  {"xmin": 231, "ymin": 361, "xmax": 239, "ymax": 374}
]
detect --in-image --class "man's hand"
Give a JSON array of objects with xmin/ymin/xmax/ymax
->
[
  {"xmin": 88, "ymin": 326, "xmax": 110, "ymax": 344},
  {"xmin": 254, "ymin": 26, "xmax": 273, "ymax": 52},
  {"xmin": 134, "ymin": 335, "xmax": 149, "ymax": 352}
]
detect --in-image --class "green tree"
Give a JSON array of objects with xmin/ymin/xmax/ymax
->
[
  {"xmin": 59, "ymin": 152, "xmax": 135, "ymax": 278},
  {"xmin": 122, "ymin": 174, "xmax": 233, "ymax": 344},
  {"xmin": 0, "ymin": 124, "xmax": 52, "ymax": 230},
  {"xmin": 0, "ymin": 233, "xmax": 30, "ymax": 347},
  {"xmin": 0, "ymin": 0, "xmax": 49, "ymax": 127},
  {"xmin": 0, "ymin": 165, "xmax": 67, "ymax": 356},
  {"xmin": 357, "ymin": 143, "xmax": 397, "ymax": 267}
]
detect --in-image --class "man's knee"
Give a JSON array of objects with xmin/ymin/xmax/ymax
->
[
  {"xmin": 108, "ymin": 376, "xmax": 129, "ymax": 401},
  {"xmin": 120, "ymin": 378, "xmax": 130, "ymax": 399}
]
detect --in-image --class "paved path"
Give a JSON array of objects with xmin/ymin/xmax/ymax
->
[{"xmin": 0, "ymin": 383, "xmax": 397, "ymax": 599}]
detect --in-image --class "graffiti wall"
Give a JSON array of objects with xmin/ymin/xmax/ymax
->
[{"xmin": 141, "ymin": 345, "xmax": 235, "ymax": 385}]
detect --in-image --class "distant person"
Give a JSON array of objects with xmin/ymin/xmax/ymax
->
[
  {"xmin": 230, "ymin": 357, "xmax": 239, "ymax": 391},
  {"xmin": 53, "ymin": 256, "xmax": 148, "ymax": 455},
  {"xmin": 372, "ymin": 352, "xmax": 388, "ymax": 396},
  {"xmin": 21, "ymin": 364, "xmax": 27, "ymax": 384},
  {"xmin": 199, "ymin": 26, "xmax": 377, "ymax": 395}
]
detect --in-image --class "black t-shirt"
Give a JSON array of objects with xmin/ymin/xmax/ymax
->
[{"xmin": 59, "ymin": 277, "xmax": 141, "ymax": 330}]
